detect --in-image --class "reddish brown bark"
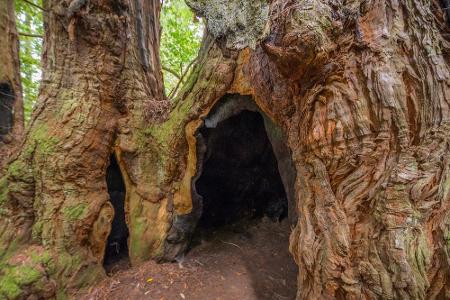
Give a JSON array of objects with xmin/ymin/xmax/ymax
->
[
  {"xmin": 0, "ymin": 0, "xmax": 24, "ymax": 174},
  {"xmin": 160, "ymin": 0, "xmax": 450, "ymax": 299},
  {"xmin": 0, "ymin": 0, "xmax": 167, "ymax": 297},
  {"xmin": 0, "ymin": 0, "xmax": 449, "ymax": 299}
]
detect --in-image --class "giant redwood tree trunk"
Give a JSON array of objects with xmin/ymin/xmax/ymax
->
[
  {"xmin": 0, "ymin": 0, "xmax": 450, "ymax": 299},
  {"xmin": 169, "ymin": 1, "xmax": 450, "ymax": 298},
  {"xmin": 0, "ymin": 0, "xmax": 24, "ymax": 174},
  {"xmin": 0, "ymin": 0, "xmax": 168, "ymax": 297}
]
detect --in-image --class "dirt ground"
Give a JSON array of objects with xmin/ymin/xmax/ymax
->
[{"xmin": 76, "ymin": 218, "xmax": 298, "ymax": 300}]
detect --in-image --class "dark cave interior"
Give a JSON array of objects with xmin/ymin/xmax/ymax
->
[
  {"xmin": 194, "ymin": 110, "xmax": 288, "ymax": 234},
  {"xmin": 104, "ymin": 155, "xmax": 130, "ymax": 269}
]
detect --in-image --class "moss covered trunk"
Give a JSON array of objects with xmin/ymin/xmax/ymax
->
[
  {"xmin": 0, "ymin": 0, "xmax": 24, "ymax": 174},
  {"xmin": 0, "ymin": 0, "xmax": 168, "ymax": 297},
  {"xmin": 159, "ymin": 0, "xmax": 450, "ymax": 298},
  {"xmin": 1, "ymin": 0, "xmax": 450, "ymax": 299}
]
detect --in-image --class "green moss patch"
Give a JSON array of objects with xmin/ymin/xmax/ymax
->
[
  {"xmin": 33, "ymin": 124, "xmax": 60, "ymax": 157},
  {"xmin": 0, "ymin": 275, "xmax": 21, "ymax": 299},
  {"xmin": 62, "ymin": 203, "xmax": 88, "ymax": 220},
  {"xmin": 8, "ymin": 160, "xmax": 27, "ymax": 179},
  {"xmin": 0, "ymin": 265, "xmax": 42, "ymax": 299},
  {"xmin": 0, "ymin": 176, "xmax": 8, "ymax": 207}
]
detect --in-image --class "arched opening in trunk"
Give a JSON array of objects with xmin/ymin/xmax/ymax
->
[
  {"xmin": 195, "ymin": 110, "xmax": 288, "ymax": 230},
  {"xmin": 104, "ymin": 155, "xmax": 130, "ymax": 272},
  {"xmin": 186, "ymin": 94, "xmax": 298, "ymax": 299},
  {"xmin": 0, "ymin": 82, "xmax": 14, "ymax": 138}
]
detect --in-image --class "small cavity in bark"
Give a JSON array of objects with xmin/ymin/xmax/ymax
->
[
  {"xmin": 195, "ymin": 110, "xmax": 288, "ymax": 233},
  {"xmin": 0, "ymin": 82, "xmax": 14, "ymax": 137},
  {"xmin": 441, "ymin": 0, "xmax": 450, "ymax": 26},
  {"xmin": 104, "ymin": 155, "xmax": 130, "ymax": 271}
]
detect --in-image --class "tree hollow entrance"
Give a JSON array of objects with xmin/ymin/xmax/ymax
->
[
  {"xmin": 185, "ymin": 95, "xmax": 298, "ymax": 299},
  {"xmin": 195, "ymin": 110, "xmax": 288, "ymax": 230},
  {"xmin": 104, "ymin": 155, "xmax": 130, "ymax": 271}
]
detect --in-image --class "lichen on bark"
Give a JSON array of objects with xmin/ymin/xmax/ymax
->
[{"xmin": 186, "ymin": 0, "xmax": 270, "ymax": 50}]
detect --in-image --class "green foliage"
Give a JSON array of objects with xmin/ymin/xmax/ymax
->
[
  {"xmin": 15, "ymin": 0, "xmax": 43, "ymax": 122},
  {"xmin": 160, "ymin": 0, "xmax": 203, "ymax": 96}
]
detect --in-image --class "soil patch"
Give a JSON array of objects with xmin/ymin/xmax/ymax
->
[{"xmin": 77, "ymin": 218, "xmax": 297, "ymax": 300}]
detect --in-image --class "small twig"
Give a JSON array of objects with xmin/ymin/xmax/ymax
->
[
  {"xmin": 219, "ymin": 240, "xmax": 244, "ymax": 251},
  {"xmin": 194, "ymin": 259, "xmax": 204, "ymax": 266},
  {"xmin": 18, "ymin": 32, "xmax": 43, "ymax": 38},
  {"xmin": 22, "ymin": 0, "xmax": 46, "ymax": 11},
  {"xmin": 162, "ymin": 65, "xmax": 181, "ymax": 80},
  {"xmin": 0, "ymin": 90, "xmax": 14, "ymax": 97},
  {"xmin": 168, "ymin": 58, "xmax": 197, "ymax": 98}
]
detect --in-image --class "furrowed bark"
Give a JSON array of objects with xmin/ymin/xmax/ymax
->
[
  {"xmin": 156, "ymin": 0, "xmax": 450, "ymax": 299},
  {"xmin": 0, "ymin": 0, "xmax": 167, "ymax": 297},
  {"xmin": 0, "ymin": 0, "xmax": 449, "ymax": 299}
]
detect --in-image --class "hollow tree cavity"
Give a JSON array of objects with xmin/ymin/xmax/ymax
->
[
  {"xmin": 104, "ymin": 155, "xmax": 129, "ymax": 269},
  {"xmin": 164, "ymin": 94, "xmax": 296, "ymax": 257},
  {"xmin": 195, "ymin": 110, "xmax": 288, "ymax": 230}
]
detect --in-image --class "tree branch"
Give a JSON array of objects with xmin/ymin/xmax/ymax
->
[
  {"xmin": 18, "ymin": 32, "xmax": 43, "ymax": 38},
  {"xmin": 162, "ymin": 66, "xmax": 181, "ymax": 80},
  {"xmin": 169, "ymin": 58, "xmax": 197, "ymax": 99},
  {"xmin": 22, "ymin": 0, "xmax": 46, "ymax": 11}
]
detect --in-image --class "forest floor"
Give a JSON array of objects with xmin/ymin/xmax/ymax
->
[{"xmin": 76, "ymin": 218, "xmax": 298, "ymax": 300}]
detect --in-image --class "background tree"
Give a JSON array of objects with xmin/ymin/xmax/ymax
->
[
  {"xmin": 14, "ymin": 0, "xmax": 201, "ymax": 118},
  {"xmin": 160, "ymin": 0, "xmax": 202, "ymax": 97},
  {"xmin": 15, "ymin": 0, "xmax": 43, "ymax": 121},
  {"xmin": 0, "ymin": 0, "xmax": 167, "ymax": 297},
  {"xmin": 0, "ymin": 0, "xmax": 24, "ymax": 173}
]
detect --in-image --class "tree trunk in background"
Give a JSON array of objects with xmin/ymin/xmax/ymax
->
[
  {"xmin": 0, "ymin": 0, "xmax": 167, "ymax": 297},
  {"xmin": 0, "ymin": 0, "xmax": 450, "ymax": 299},
  {"xmin": 0, "ymin": 0, "xmax": 24, "ymax": 174}
]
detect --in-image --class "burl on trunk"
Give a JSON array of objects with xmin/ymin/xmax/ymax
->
[{"xmin": 0, "ymin": 0, "xmax": 449, "ymax": 299}]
